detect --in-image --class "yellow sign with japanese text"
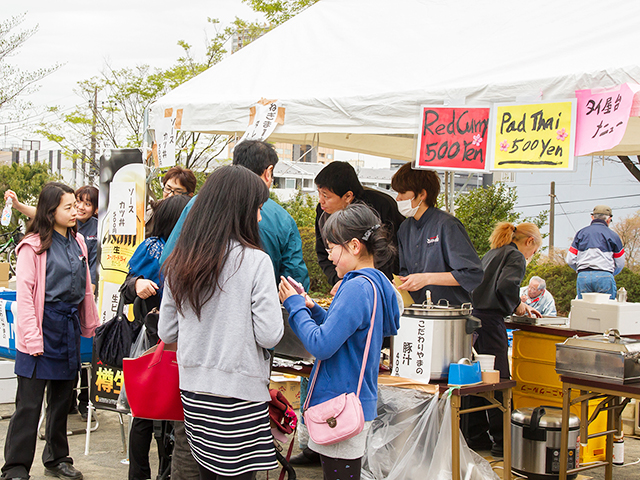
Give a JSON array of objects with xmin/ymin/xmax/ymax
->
[{"xmin": 489, "ymin": 100, "xmax": 576, "ymax": 171}]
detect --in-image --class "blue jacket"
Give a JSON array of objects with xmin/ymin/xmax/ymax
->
[
  {"xmin": 159, "ymin": 196, "xmax": 310, "ymax": 290},
  {"xmin": 283, "ymin": 268, "xmax": 401, "ymax": 421},
  {"xmin": 566, "ymin": 219, "xmax": 624, "ymax": 275}
]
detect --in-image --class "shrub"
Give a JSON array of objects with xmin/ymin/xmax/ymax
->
[{"xmin": 299, "ymin": 226, "xmax": 331, "ymax": 296}]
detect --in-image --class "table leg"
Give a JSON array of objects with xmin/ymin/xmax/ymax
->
[
  {"xmin": 605, "ymin": 397, "xmax": 616, "ymax": 480},
  {"xmin": 451, "ymin": 394, "xmax": 461, "ymax": 480},
  {"xmin": 559, "ymin": 382, "xmax": 571, "ymax": 480},
  {"xmin": 502, "ymin": 388, "xmax": 511, "ymax": 480}
]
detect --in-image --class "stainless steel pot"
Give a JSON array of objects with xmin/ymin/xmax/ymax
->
[
  {"xmin": 512, "ymin": 406, "xmax": 580, "ymax": 480},
  {"xmin": 273, "ymin": 306, "xmax": 314, "ymax": 362},
  {"xmin": 397, "ymin": 301, "xmax": 481, "ymax": 380}
]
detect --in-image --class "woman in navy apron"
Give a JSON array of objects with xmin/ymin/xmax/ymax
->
[{"xmin": 1, "ymin": 182, "xmax": 99, "ymax": 480}]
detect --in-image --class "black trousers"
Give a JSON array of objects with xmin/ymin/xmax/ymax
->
[
  {"xmin": 2, "ymin": 375, "xmax": 75, "ymax": 479},
  {"xmin": 462, "ymin": 310, "xmax": 510, "ymax": 448},
  {"xmin": 128, "ymin": 418, "xmax": 163, "ymax": 480}
]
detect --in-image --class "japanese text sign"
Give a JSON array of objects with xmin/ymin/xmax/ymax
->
[
  {"xmin": 239, "ymin": 99, "xmax": 285, "ymax": 143},
  {"xmin": 391, "ymin": 317, "xmax": 433, "ymax": 383},
  {"xmin": 489, "ymin": 100, "xmax": 576, "ymax": 171},
  {"xmin": 415, "ymin": 106, "xmax": 490, "ymax": 172},
  {"xmin": 575, "ymin": 83, "xmax": 640, "ymax": 156},
  {"xmin": 154, "ymin": 108, "xmax": 182, "ymax": 168},
  {"xmin": 108, "ymin": 182, "xmax": 136, "ymax": 236}
]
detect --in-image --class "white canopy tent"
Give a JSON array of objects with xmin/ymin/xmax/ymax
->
[{"xmin": 151, "ymin": 0, "xmax": 640, "ymax": 161}]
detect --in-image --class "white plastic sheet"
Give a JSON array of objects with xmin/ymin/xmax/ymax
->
[{"xmin": 362, "ymin": 385, "xmax": 499, "ymax": 480}]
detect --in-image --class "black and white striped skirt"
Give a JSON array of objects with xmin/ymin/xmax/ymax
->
[{"xmin": 181, "ymin": 391, "xmax": 278, "ymax": 476}]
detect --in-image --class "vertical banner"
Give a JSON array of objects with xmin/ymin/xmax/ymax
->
[
  {"xmin": 154, "ymin": 108, "xmax": 183, "ymax": 168},
  {"xmin": 239, "ymin": 98, "xmax": 285, "ymax": 143},
  {"xmin": 93, "ymin": 150, "xmax": 146, "ymax": 412},
  {"xmin": 391, "ymin": 318, "xmax": 434, "ymax": 383},
  {"xmin": 575, "ymin": 83, "xmax": 640, "ymax": 156},
  {"xmin": 415, "ymin": 106, "xmax": 490, "ymax": 172},
  {"xmin": 489, "ymin": 100, "xmax": 576, "ymax": 171}
]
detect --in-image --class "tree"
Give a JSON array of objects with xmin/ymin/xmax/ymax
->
[
  {"xmin": 0, "ymin": 162, "xmax": 59, "ymax": 234},
  {"xmin": 612, "ymin": 209, "xmax": 640, "ymax": 272},
  {"xmin": 243, "ymin": 0, "xmax": 320, "ymax": 26},
  {"xmin": 0, "ymin": 13, "xmax": 60, "ymax": 128},
  {"xmin": 454, "ymin": 182, "xmax": 548, "ymax": 257},
  {"xmin": 619, "ymin": 156, "xmax": 640, "ymax": 183}
]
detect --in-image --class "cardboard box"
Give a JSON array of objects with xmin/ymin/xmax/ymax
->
[
  {"xmin": 0, "ymin": 263, "xmax": 9, "ymax": 282},
  {"xmin": 269, "ymin": 375, "xmax": 300, "ymax": 409}
]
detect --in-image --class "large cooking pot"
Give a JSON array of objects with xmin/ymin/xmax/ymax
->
[
  {"xmin": 395, "ymin": 301, "xmax": 481, "ymax": 381},
  {"xmin": 274, "ymin": 306, "xmax": 314, "ymax": 362},
  {"xmin": 512, "ymin": 406, "xmax": 579, "ymax": 480}
]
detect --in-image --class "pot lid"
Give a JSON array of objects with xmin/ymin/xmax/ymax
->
[
  {"xmin": 561, "ymin": 329, "xmax": 640, "ymax": 354},
  {"xmin": 403, "ymin": 300, "xmax": 473, "ymax": 317},
  {"xmin": 512, "ymin": 407, "xmax": 580, "ymax": 429}
]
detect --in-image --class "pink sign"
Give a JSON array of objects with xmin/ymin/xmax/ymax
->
[{"xmin": 575, "ymin": 83, "xmax": 640, "ymax": 156}]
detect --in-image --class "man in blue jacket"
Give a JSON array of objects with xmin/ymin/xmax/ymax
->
[
  {"xmin": 160, "ymin": 141, "xmax": 310, "ymax": 291},
  {"xmin": 566, "ymin": 205, "xmax": 625, "ymax": 299}
]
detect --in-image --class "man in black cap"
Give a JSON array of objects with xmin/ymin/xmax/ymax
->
[{"xmin": 566, "ymin": 205, "xmax": 625, "ymax": 299}]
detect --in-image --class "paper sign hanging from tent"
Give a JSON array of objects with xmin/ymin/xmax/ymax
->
[
  {"xmin": 414, "ymin": 106, "xmax": 490, "ymax": 172},
  {"xmin": 574, "ymin": 83, "xmax": 640, "ymax": 156},
  {"xmin": 239, "ymin": 99, "xmax": 285, "ymax": 143},
  {"xmin": 489, "ymin": 100, "xmax": 576, "ymax": 171},
  {"xmin": 154, "ymin": 108, "xmax": 183, "ymax": 168},
  {"xmin": 108, "ymin": 182, "xmax": 136, "ymax": 235}
]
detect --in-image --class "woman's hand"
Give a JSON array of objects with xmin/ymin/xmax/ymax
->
[
  {"xmin": 279, "ymin": 277, "xmax": 314, "ymax": 308},
  {"xmin": 135, "ymin": 278, "xmax": 159, "ymax": 299}
]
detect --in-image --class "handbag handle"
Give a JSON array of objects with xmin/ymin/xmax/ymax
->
[
  {"xmin": 149, "ymin": 341, "xmax": 167, "ymax": 368},
  {"xmin": 303, "ymin": 276, "xmax": 378, "ymax": 412}
]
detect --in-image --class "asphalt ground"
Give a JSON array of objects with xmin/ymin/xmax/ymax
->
[{"xmin": 0, "ymin": 402, "xmax": 639, "ymax": 480}]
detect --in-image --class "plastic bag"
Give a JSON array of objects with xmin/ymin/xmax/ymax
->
[
  {"xmin": 362, "ymin": 385, "xmax": 499, "ymax": 480},
  {"xmin": 116, "ymin": 325, "xmax": 151, "ymax": 412}
]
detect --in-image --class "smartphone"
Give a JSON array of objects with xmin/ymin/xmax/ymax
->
[{"xmin": 287, "ymin": 276, "xmax": 305, "ymax": 294}]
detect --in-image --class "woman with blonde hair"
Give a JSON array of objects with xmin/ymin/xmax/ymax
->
[{"xmin": 464, "ymin": 222, "xmax": 542, "ymax": 457}]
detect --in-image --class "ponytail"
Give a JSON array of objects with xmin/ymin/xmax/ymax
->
[{"xmin": 489, "ymin": 221, "xmax": 542, "ymax": 250}]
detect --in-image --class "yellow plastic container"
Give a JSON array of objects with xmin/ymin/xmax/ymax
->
[
  {"xmin": 512, "ymin": 357, "xmax": 562, "ymax": 390},
  {"xmin": 513, "ymin": 390, "xmax": 607, "ymax": 463},
  {"xmin": 512, "ymin": 330, "xmax": 565, "ymax": 365}
]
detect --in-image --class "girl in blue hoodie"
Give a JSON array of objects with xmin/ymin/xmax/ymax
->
[{"xmin": 279, "ymin": 203, "xmax": 402, "ymax": 480}]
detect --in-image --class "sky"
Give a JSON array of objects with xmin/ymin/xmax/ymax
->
[{"xmin": 2, "ymin": 0, "xmax": 260, "ymax": 147}]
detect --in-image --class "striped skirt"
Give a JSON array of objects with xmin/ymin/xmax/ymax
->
[{"xmin": 181, "ymin": 391, "xmax": 278, "ymax": 476}]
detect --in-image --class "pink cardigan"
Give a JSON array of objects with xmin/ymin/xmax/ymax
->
[{"xmin": 15, "ymin": 233, "xmax": 100, "ymax": 355}]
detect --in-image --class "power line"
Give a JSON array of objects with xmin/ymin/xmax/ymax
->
[{"xmin": 517, "ymin": 193, "xmax": 640, "ymax": 209}]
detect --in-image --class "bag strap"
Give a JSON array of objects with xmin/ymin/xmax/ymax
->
[{"xmin": 303, "ymin": 276, "xmax": 378, "ymax": 412}]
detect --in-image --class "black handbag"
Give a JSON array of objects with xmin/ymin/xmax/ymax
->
[{"xmin": 94, "ymin": 293, "xmax": 142, "ymax": 367}]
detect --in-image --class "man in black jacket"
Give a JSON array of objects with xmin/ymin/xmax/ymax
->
[{"xmin": 314, "ymin": 161, "xmax": 404, "ymax": 294}]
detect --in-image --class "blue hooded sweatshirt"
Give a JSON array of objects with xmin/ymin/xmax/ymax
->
[{"xmin": 283, "ymin": 268, "xmax": 401, "ymax": 421}]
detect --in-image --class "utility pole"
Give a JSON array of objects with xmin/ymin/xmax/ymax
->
[
  {"xmin": 549, "ymin": 181, "xmax": 555, "ymax": 257},
  {"xmin": 90, "ymin": 87, "xmax": 98, "ymax": 184}
]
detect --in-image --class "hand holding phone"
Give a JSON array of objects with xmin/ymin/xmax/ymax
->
[{"xmin": 287, "ymin": 276, "xmax": 305, "ymax": 294}]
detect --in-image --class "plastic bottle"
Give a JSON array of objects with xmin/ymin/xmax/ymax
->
[
  {"xmin": 1, "ymin": 198, "xmax": 12, "ymax": 226},
  {"xmin": 612, "ymin": 432, "xmax": 624, "ymax": 466}
]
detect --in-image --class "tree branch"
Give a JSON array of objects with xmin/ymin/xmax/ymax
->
[{"xmin": 618, "ymin": 156, "xmax": 640, "ymax": 182}]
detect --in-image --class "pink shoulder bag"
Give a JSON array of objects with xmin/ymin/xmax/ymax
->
[{"xmin": 303, "ymin": 276, "xmax": 377, "ymax": 446}]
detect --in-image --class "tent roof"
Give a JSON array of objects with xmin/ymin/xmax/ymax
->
[{"xmin": 151, "ymin": 0, "xmax": 640, "ymax": 160}]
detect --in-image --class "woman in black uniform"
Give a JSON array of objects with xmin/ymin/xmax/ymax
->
[{"xmin": 464, "ymin": 222, "xmax": 542, "ymax": 457}]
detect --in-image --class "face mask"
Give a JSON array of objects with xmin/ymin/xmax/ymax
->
[{"xmin": 397, "ymin": 198, "xmax": 422, "ymax": 218}]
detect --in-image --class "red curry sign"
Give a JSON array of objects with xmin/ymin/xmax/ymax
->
[{"xmin": 415, "ymin": 106, "xmax": 490, "ymax": 172}]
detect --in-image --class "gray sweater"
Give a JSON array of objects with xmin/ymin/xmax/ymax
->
[{"xmin": 158, "ymin": 242, "xmax": 284, "ymax": 402}]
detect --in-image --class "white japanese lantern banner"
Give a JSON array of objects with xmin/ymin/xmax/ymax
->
[
  {"xmin": 239, "ymin": 99, "xmax": 285, "ymax": 143},
  {"xmin": 108, "ymin": 182, "xmax": 137, "ymax": 236}
]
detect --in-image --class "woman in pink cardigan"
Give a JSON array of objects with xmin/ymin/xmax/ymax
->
[{"xmin": 1, "ymin": 182, "xmax": 99, "ymax": 480}]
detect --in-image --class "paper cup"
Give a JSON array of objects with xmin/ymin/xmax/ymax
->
[
  {"xmin": 482, "ymin": 370, "xmax": 500, "ymax": 384},
  {"xmin": 475, "ymin": 354, "xmax": 495, "ymax": 371}
]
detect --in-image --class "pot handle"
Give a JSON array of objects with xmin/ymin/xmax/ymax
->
[
  {"xmin": 466, "ymin": 316, "xmax": 482, "ymax": 334},
  {"xmin": 523, "ymin": 406, "xmax": 547, "ymax": 441}
]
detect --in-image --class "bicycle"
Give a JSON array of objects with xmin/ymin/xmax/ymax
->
[{"xmin": 0, "ymin": 226, "xmax": 23, "ymax": 276}]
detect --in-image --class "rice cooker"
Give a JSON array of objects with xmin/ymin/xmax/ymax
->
[{"xmin": 511, "ymin": 406, "xmax": 580, "ymax": 480}]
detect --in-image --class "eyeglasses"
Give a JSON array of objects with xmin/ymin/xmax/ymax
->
[
  {"xmin": 325, "ymin": 245, "xmax": 340, "ymax": 256},
  {"xmin": 163, "ymin": 185, "xmax": 187, "ymax": 196}
]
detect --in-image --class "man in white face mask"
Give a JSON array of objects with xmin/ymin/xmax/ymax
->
[{"xmin": 391, "ymin": 163, "xmax": 483, "ymax": 306}]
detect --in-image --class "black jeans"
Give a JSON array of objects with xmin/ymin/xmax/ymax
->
[
  {"xmin": 128, "ymin": 418, "xmax": 163, "ymax": 480},
  {"xmin": 2, "ymin": 375, "xmax": 75, "ymax": 479}
]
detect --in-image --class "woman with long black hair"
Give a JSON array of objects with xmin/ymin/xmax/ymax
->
[{"xmin": 159, "ymin": 165, "xmax": 284, "ymax": 480}]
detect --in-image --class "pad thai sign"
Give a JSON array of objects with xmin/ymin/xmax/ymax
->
[
  {"xmin": 489, "ymin": 100, "xmax": 576, "ymax": 171},
  {"xmin": 415, "ymin": 106, "xmax": 490, "ymax": 172}
]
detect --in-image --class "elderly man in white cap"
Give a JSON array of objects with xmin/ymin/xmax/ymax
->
[
  {"xmin": 566, "ymin": 205, "xmax": 625, "ymax": 299},
  {"xmin": 520, "ymin": 276, "xmax": 557, "ymax": 316}
]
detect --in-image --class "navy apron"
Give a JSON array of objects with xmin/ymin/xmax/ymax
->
[{"xmin": 15, "ymin": 302, "xmax": 81, "ymax": 380}]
